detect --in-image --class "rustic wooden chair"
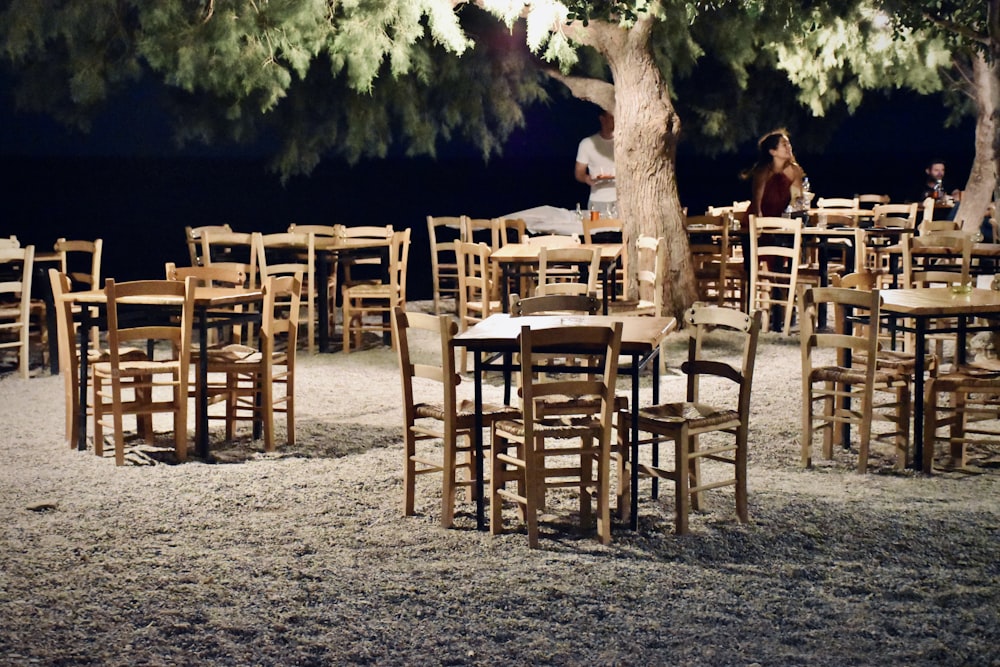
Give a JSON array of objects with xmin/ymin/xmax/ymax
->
[
  {"xmin": 392, "ymin": 307, "xmax": 519, "ymax": 528},
  {"xmin": 341, "ymin": 228, "xmax": 410, "ymax": 353},
  {"xmin": 537, "ymin": 245, "xmax": 600, "ymax": 296},
  {"xmin": 491, "ymin": 322, "xmax": 623, "ymax": 548},
  {"xmin": 454, "ymin": 239, "xmax": 502, "ymax": 371},
  {"xmin": 0, "ymin": 244, "xmax": 36, "ymax": 378},
  {"xmin": 92, "ymin": 278, "xmax": 194, "ymax": 465},
  {"xmin": 800, "ymin": 286, "xmax": 911, "ymax": 472},
  {"xmin": 185, "ymin": 224, "xmax": 233, "ymax": 266},
  {"xmin": 749, "ymin": 215, "xmax": 813, "ymax": 335},
  {"xmin": 426, "ymin": 215, "xmax": 462, "ymax": 315},
  {"xmin": 618, "ymin": 306, "xmax": 761, "ymax": 533},
  {"xmin": 199, "ymin": 274, "xmax": 301, "ymax": 451}
]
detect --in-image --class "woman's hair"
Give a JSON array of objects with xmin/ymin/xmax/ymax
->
[{"xmin": 740, "ymin": 128, "xmax": 791, "ymax": 180}]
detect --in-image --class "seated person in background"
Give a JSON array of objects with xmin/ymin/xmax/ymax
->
[
  {"xmin": 920, "ymin": 160, "xmax": 961, "ymax": 220},
  {"xmin": 742, "ymin": 128, "xmax": 806, "ymax": 217}
]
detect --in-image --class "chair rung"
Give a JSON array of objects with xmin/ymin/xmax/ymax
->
[{"xmin": 690, "ymin": 478, "xmax": 736, "ymax": 494}]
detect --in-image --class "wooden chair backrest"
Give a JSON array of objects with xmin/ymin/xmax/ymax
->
[
  {"xmin": 53, "ymin": 238, "xmax": 103, "ymax": 292},
  {"xmin": 872, "ymin": 203, "xmax": 918, "ymax": 228},
  {"xmin": 509, "ymin": 292, "xmax": 600, "ymax": 316},
  {"xmin": 185, "ymin": 224, "xmax": 232, "ymax": 266},
  {"xmin": 816, "ymin": 197, "xmax": 860, "ymax": 209},
  {"xmin": 537, "ymin": 246, "xmax": 600, "ymax": 293}
]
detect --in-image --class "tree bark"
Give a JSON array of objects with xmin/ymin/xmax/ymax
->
[
  {"xmin": 583, "ymin": 16, "xmax": 697, "ymax": 317},
  {"xmin": 958, "ymin": 50, "xmax": 999, "ymax": 233}
]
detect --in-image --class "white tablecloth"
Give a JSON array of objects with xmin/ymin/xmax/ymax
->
[{"xmin": 499, "ymin": 205, "xmax": 583, "ymax": 237}]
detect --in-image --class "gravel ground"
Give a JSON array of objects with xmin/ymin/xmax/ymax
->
[{"xmin": 1, "ymin": 312, "xmax": 999, "ymax": 666}]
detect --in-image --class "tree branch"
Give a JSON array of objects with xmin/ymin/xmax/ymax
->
[
  {"xmin": 543, "ymin": 69, "xmax": 615, "ymax": 113},
  {"xmin": 201, "ymin": 0, "xmax": 214, "ymax": 24},
  {"xmin": 922, "ymin": 11, "xmax": 988, "ymax": 46}
]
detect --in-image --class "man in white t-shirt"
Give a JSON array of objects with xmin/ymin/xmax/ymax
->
[{"xmin": 574, "ymin": 111, "xmax": 616, "ymax": 216}]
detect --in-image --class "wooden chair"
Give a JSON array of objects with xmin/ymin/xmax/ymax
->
[
  {"xmin": 340, "ymin": 224, "xmax": 395, "ymax": 287},
  {"xmin": 254, "ymin": 231, "xmax": 316, "ymax": 352},
  {"xmin": 426, "ymin": 216, "xmax": 462, "ymax": 315},
  {"xmin": 537, "ymin": 245, "xmax": 600, "ymax": 295},
  {"xmin": 201, "ymin": 229, "xmax": 258, "ymax": 286},
  {"xmin": 341, "ymin": 228, "xmax": 410, "ymax": 353},
  {"xmin": 581, "ymin": 217, "xmax": 627, "ymax": 299},
  {"xmin": 872, "ymin": 203, "xmax": 918, "ymax": 228},
  {"xmin": 497, "ymin": 218, "xmax": 527, "ymax": 246},
  {"xmin": 618, "ymin": 306, "xmax": 761, "ymax": 533},
  {"xmin": 924, "ymin": 367, "xmax": 1000, "ymax": 470},
  {"xmin": 687, "ymin": 214, "xmax": 745, "ymax": 307},
  {"xmin": 54, "ymin": 238, "xmax": 102, "ymax": 292},
  {"xmin": 0, "ymin": 244, "xmax": 35, "ymax": 378},
  {"xmin": 185, "ymin": 225, "xmax": 232, "ymax": 266},
  {"xmin": 858, "ymin": 194, "xmax": 890, "ymax": 207},
  {"xmin": 523, "ymin": 234, "xmax": 580, "ymax": 249},
  {"xmin": 490, "ymin": 322, "xmax": 623, "ymax": 547},
  {"xmin": 455, "ymin": 240, "xmax": 502, "ymax": 371},
  {"xmin": 199, "ymin": 274, "xmax": 301, "ymax": 451},
  {"xmin": 800, "ymin": 286, "xmax": 911, "ymax": 472},
  {"xmin": 749, "ymin": 216, "xmax": 808, "ymax": 335},
  {"xmin": 288, "ymin": 223, "xmax": 343, "ymax": 342},
  {"xmin": 508, "ymin": 292, "xmax": 600, "ymax": 317},
  {"xmin": 460, "ymin": 216, "xmax": 501, "ymax": 249},
  {"xmin": 392, "ymin": 307, "xmax": 519, "ymax": 528},
  {"xmin": 816, "ymin": 196, "xmax": 860, "ymax": 209},
  {"xmin": 92, "ymin": 278, "xmax": 195, "ymax": 465}
]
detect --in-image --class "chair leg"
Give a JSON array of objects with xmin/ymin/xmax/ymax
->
[
  {"xmin": 674, "ymin": 425, "xmax": 690, "ymax": 535},
  {"xmin": 801, "ymin": 378, "xmax": 813, "ymax": 468},
  {"xmin": 856, "ymin": 387, "xmax": 874, "ymax": 473},
  {"xmin": 441, "ymin": 430, "xmax": 458, "ymax": 528},
  {"xmin": 595, "ymin": 439, "xmax": 612, "ymax": 546},
  {"xmin": 735, "ymin": 426, "xmax": 749, "ymax": 524}
]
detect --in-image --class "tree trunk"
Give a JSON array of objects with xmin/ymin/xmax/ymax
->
[
  {"xmin": 586, "ymin": 17, "xmax": 698, "ymax": 317},
  {"xmin": 958, "ymin": 50, "xmax": 999, "ymax": 233}
]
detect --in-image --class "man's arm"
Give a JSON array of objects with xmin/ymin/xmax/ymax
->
[{"xmin": 575, "ymin": 161, "xmax": 594, "ymax": 187}]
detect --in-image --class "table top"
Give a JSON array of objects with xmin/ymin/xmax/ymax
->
[
  {"xmin": 880, "ymin": 287, "xmax": 1000, "ymax": 316},
  {"xmin": 452, "ymin": 313, "xmax": 676, "ymax": 353},
  {"xmin": 67, "ymin": 286, "xmax": 265, "ymax": 307},
  {"xmin": 491, "ymin": 242, "xmax": 622, "ymax": 263},
  {"xmin": 883, "ymin": 242, "xmax": 1000, "ymax": 257}
]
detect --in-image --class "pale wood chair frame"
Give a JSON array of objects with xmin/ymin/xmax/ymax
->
[
  {"xmin": 490, "ymin": 322, "xmax": 623, "ymax": 548},
  {"xmin": 392, "ymin": 307, "xmax": 519, "ymax": 528},
  {"xmin": 0, "ymin": 245, "xmax": 35, "ymax": 378},
  {"xmin": 93, "ymin": 278, "xmax": 195, "ymax": 465},
  {"xmin": 200, "ymin": 274, "xmax": 301, "ymax": 451},
  {"xmin": 185, "ymin": 224, "xmax": 233, "ymax": 267},
  {"xmin": 427, "ymin": 215, "xmax": 462, "ymax": 315},
  {"xmin": 749, "ymin": 215, "xmax": 804, "ymax": 335},
  {"xmin": 800, "ymin": 287, "xmax": 911, "ymax": 472},
  {"xmin": 341, "ymin": 228, "xmax": 410, "ymax": 353},
  {"xmin": 618, "ymin": 306, "xmax": 760, "ymax": 534}
]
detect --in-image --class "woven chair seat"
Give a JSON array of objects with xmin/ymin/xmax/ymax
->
[
  {"xmin": 811, "ymin": 365, "xmax": 908, "ymax": 386},
  {"xmin": 932, "ymin": 370, "xmax": 1000, "ymax": 392},
  {"xmin": 414, "ymin": 399, "xmax": 519, "ymax": 425},
  {"xmin": 494, "ymin": 415, "xmax": 601, "ymax": 439},
  {"xmin": 853, "ymin": 349, "xmax": 937, "ymax": 375},
  {"xmin": 637, "ymin": 401, "xmax": 739, "ymax": 430}
]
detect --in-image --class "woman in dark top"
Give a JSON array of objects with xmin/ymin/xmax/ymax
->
[{"xmin": 743, "ymin": 129, "xmax": 806, "ymax": 217}]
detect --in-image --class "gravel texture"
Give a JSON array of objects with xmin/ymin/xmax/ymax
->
[{"xmin": 2, "ymin": 309, "xmax": 999, "ymax": 666}]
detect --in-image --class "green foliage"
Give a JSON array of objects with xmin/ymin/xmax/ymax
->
[{"xmin": 563, "ymin": 0, "xmax": 648, "ymax": 26}]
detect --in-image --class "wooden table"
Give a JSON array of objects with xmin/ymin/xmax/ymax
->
[
  {"xmin": 880, "ymin": 287, "xmax": 1000, "ymax": 472},
  {"xmin": 490, "ymin": 243, "xmax": 623, "ymax": 313},
  {"xmin": 68, "ymin": 286, "xmax": 265, "ymax": 459},
  {"xmin": 452, "ymin": 313, "xmax": 677, "ymax": 530},
  {"xmin": 883, "ymin": 242, "xmax": 1000, "ymax": 286}
]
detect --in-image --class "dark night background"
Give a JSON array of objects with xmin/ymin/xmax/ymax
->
[{"xmin": 0, "ymin": 80, "xmax": 975, "ymax": 301}]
